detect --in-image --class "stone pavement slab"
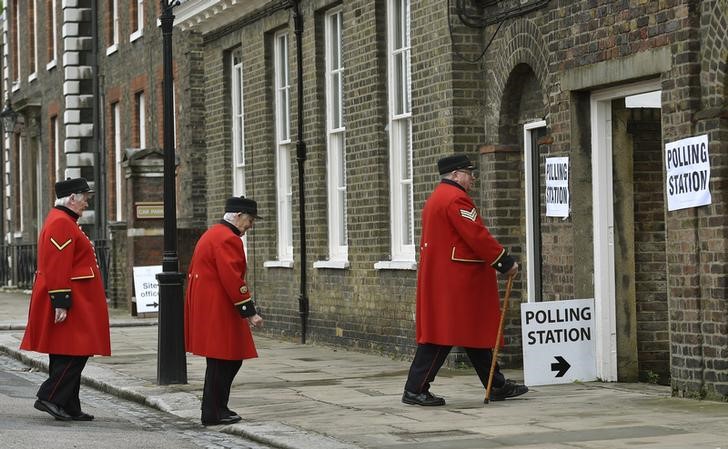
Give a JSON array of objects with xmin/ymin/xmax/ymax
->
[{"xmin": 1, "ymin": 290, "xmax": 728, "ymax": 449}]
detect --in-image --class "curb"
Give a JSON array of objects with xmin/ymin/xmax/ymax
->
[
  {"xmin": 0, "ymin": 341, "xmax": 361, "ymax": 449},
  {"xmin": 1, "ymin": 320, "xmax": 158, "ymax": 331}
]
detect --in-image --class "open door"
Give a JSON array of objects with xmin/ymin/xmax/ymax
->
[{"xmin": 590, "ymin": 79, "xmax": 666, "ymax": 382}]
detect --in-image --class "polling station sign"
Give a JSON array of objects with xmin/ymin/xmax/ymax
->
[
  {"xmin": 133, "ymin": 265, "xmax": 162, "ymax": 313},
  {"xmin": 665, "ymin": 134, "xmax": 711, "ymax": 211},
  {"xmin": 521, "ymin": 298, "xmax": 597, "ymax": 386},
  {"xmin": 545, "ymin": 157, "xmax": 569, "ymax": 218}
]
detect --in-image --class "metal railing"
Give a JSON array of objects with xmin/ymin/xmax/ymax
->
[
  {"xmin": 94, "ymin": 240, "xmax": 111, "ymax": 292},
  {"xmin": 15, "ymin": 243, "xmax": 36, "ymax": 289},
  {"xmin": 0, "ymin": 244, "xmax": 11, "ymax": 287},
  {"xmin": 0, "ymin": 240, "xmax": 111, "ymax": 291}
]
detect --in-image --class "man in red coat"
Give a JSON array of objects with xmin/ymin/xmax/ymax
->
[
  {"xmin": 20, "ymin": 177, "xmax": 110, "ymax": 421},
  {"xmin": 185, "ymin": 196, "xmax": 264, "ymax": 426},
  {"xmin": 402, "ymin": 154, "xmax": 528, "ymax": 406}
]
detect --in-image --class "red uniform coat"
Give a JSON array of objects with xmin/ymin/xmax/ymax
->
[
  {"xmin": 20, "ymin": 207, "xmax": 111, "ymax": 356},
  {"xmin": 185, "ymin": 222, "xmax": 258, "ymax": 361},
  {"xmin": 416, "ymin": 181, "xmax": 509, "ymax": 348}
]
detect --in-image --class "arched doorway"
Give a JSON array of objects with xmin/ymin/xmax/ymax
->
[{"xmin": 490, "ymin": 63, "xmax": 546, "ymax": 365}]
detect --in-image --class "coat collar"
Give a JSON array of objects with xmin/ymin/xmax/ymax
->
[
  {"xmin": 441, "ymin": 178, "xmax": 467, "ymax": 193},
  {"xmin": 55, "ymin": 205, "xmax": 80, "ymax": 220},
  {"xmin": 219, "ymin": 219, "xmax": 242, "ymax": 236}
]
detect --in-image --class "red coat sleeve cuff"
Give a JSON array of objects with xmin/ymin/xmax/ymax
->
[
  {"xmin": 491, "ymin": 250, "xmax": 515, "ymax": 274},
  {"xmin": 235, "ymin": 298, "xmax": 257, "ymax": 317}
]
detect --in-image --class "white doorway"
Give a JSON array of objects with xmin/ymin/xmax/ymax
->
[
  {"xmin": 590, "ymin": 79, "xmax": 662, "ymax": 381},
  {"xmin": 524, "ymin": 120, "xmax": 547, "ymax": 303}
]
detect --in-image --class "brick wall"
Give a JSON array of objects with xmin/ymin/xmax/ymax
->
[
  {"xmin": 200, "ymin": 8, "xmax": 297, "ymax": 337},
  {"xmin": 5, "ymin": 0, "xmax": 726, "ymax": 398},
  {"xmin": 7, "ymin": 0, "xmax": 65, "ymax": 238},
  {"xmin": 179, "ymin": 32, "xmax": 208, "ymax": 229},
  {"xmin": 476, "ymin": 0, "xmax": 725, "ymax": 397},
  {"xmin": 681, "ymin": 0, "xmax": 728, "ymax": 401},
  {"xmin": 46, "ymin": 100, "xmax": 61, "ymax": 199},
  {"xmin": 197, "ymin": 0, "xmax": 426, "ymax": 351},
  {"xmin": 629, "ymin": 109, "xmax": 669, "ymax": 384},
  {"xmin": 660, "ymin": 1, "xmax": 727, "ymax": 400},
  {"xmin": 96, "ymin": 1, "xmax": 207, "ymax": 307},
  {"xmin": 107, "ymin": 222, "xmax": 128, "ymax": 309},
  {"xmin": 192, "ymin": 2, "xmax": 728, "ymax": 391}
]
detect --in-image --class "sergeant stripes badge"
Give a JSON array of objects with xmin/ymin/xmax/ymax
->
[{"xmin": 459, "ymin": 208, "xmax": 477, "ymax": 222}]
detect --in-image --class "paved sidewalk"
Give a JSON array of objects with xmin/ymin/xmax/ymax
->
[{"xmin": 1, "ymin": 289, "xmax": 727, "ymax": 449}]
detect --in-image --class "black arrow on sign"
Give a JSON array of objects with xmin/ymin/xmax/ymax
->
[
  {"xmin": 149, "ymin": 302, "xmax": 159, "ymax": 308},
  {"xmin": 551, "ymin": 356, "xmax": 571, "ymax": 377}
]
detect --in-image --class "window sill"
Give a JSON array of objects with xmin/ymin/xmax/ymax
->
[
  {"xmin": 129, "ymin": 30, "xmax": 143, "ymax": 43},
  {"xmin": 28, "ymin": 73, "xmax": 37, "ymax": 83},
  {"xmin": 313, "ymin": 260, "xmax": 350, "ymax": 270},
  {"xmin": 106, "ymin": 44, "xmax": 118, "ymax": 56},
  {"xmin": 263, "ymin": 260, "xmax": 294, "ymax": 268},
  {"xmin": 373, "ymin": 260, "xmax": 417, "ymax": 271},
  {"xmin": 46, "ymin": 60, "xmax": 57, "ymax": 71}
]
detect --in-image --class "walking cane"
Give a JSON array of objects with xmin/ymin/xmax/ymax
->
[{"xmin": 484, "ymin": 273, "xmax": 515, "ymax": 404}]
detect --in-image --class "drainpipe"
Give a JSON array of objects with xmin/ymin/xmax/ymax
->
[
  {"xmin": 91, "ymin": 1, "xmax": 106, "ymax": 241},
  {"xmin": 291, "ymin": 0, "xmax": 308, "ymax": 344}
]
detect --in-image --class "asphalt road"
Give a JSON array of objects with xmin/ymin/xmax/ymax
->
[{"xmin": 0, "ymin": 354, "xmax": 273, "ymax": 449}]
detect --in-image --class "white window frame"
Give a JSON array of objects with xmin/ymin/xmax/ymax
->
[
  {"xmin": 28, "ymin": 0, "xmax": 38, "ymax": 82},
  {"xmin": 112, "ymin": 102, "xmax": 123, "ymax": 220},
  {"xmin": 19, "ymin": 138, "xmax": 25, "ymax": 234},
  {"xmin": 264, "ymin": 30, "xmax": 293, "ymax": 267},
  {"xmin": 230, "ymin": 48, "xmax": 246, "ymax": 197},
  {"xmin": 228, "ymin": 49, "xmax": 248, "ymax": 248},
  {"xmin": 136, "ymin": 91, "xmax": 146, "ymax": 148},
  {"xmin": 52, "ymin": 116, "xmax": 61, "ymax": 181},
  {"xmin": 35, "ymin": 139, "xmax": 42, "ymax": 226},
  {"xmin": 107, "ymin": 0, "xmax": 120, "ymax": 55},
  {"xmin": 376, "ymin": 0, "xmax": 415, "ymax": 270},
  {"xmin": 130, "ymin": 0, "xmax": 143, "ymax": 42},
  {"xmin": 46, "ymin": 0, "xmax": 58, "ymax": 70},
  {"xmin": 315, "ymin": 7, "xmax": 348, "ymax": 269},
  {"xmin": 12, "ymin": 1, "xmax": 20, "ymax": 89}
]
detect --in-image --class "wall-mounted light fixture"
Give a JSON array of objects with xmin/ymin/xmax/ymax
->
[{"xmin": 0, "ymin": 100, "xmax": 18, "ymax": 135}]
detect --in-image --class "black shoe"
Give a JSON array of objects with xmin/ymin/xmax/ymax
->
[
  {"xmin": 224, "ymin": 409, "xmax": 240, "ymax": 418},
  {"xmin": 402, "ymin": 390, "xmax": 446, "ymax": 406},
  {"xmin": 70, "ymin": 411, "xmax": 94, "ymax": 421},
  {"xmin": 201, "ymin": 414, "xmax": 242, "ymax": 426},
  {"xmin": 488, "ymin": 380, "xmax": 529, "ymax": 401},
  {"xmin": 34, "ymin": 399, "xmax": 72, "ymax": 421}
]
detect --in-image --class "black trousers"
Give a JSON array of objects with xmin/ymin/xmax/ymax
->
[
  {"xmin": 404, "ymin": 343, "xmax": 505, "ymax": 394},
  {"xmin": 201, "ymin": 357, "xmax": 243, "ymax": 421},
  {"xmin": 36, "ymin": 354, "xmax": 89, "ymax": 415}
]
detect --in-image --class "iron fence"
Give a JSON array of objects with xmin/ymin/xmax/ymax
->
[
  {"xmin": 0, "ymin": 240, "xmax": 111, "ymax": 291},
  {"xmin": 15, "ymin": 243, "xmax": 36, "ymax": 289},
  {"xmin": 94, "ymin": 240, "xmax": 111, "ymax": 292},
  {"xmin": 0, "ymin": 244, "xmax": 10, "ymax": 287}
]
